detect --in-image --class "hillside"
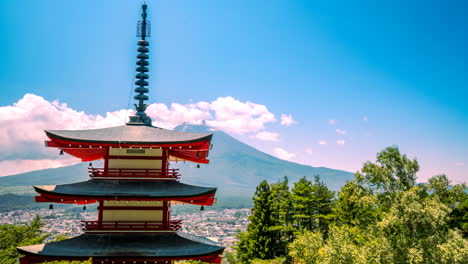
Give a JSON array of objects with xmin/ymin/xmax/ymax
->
[
  {"xmin": 174, "ymin": 125, "xmax": 354, "ymax": 196},
  {"xmin": 0, "ymin": 125, "xmax": 354, "ymax": 199}
]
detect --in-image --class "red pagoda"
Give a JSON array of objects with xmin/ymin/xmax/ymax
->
[{"xmin": 17, "ymin": 4, "xmax": 224, "ymax": 264}]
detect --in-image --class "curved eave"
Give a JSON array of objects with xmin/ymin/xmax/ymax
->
[
  {"xmin": 34, "ymin": 180, "xmax": 217, "ymax": 206},
  {"xmin": 18, "ymin": 233, "xmax": 224, "ymax": 263},
  {"xmin": 45, "ymin": 126, "xmax": 212, "ymax": 163},
  {"xmin": 45, "ymin": 125, "xmax": 213, "ymax": 146}
]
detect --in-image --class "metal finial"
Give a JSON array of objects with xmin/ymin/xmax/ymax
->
[{"xmin": 129, "ymin": 3, "xmax": 152, "ymax": 125}]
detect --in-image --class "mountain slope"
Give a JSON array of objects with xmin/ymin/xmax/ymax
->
[
  {"xmin": 0, "ymin": 163, "xmax": 89, "ymax": 194},
  {"xmin": 173, "ymin": 125, "xmax": 354, "ymax": 196},
  {"xmin": 0, "ymin": 125, "xmax": 354, "ymax": 197}
]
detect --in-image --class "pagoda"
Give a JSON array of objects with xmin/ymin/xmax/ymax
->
[{"xmin": 17, "ymin": 4, "xmax": 224, "ymax": 264}]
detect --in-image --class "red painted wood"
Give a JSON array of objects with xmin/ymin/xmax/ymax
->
[
  {"xmin": 107, "ymin": 155, "xmax": 164, "ymax": 160},
  {"xmin": 103, "ymin": 151, "xmax": 109, "ymax": 173},
  {"xmin": 89, "ymin": 167, "xmax": 180, "ymax": 180},
  {"xmin": 46, "ymin": 136, "xmax": 211, "ymax": 148},
  {"xmin": 81, "ymin": 220, "xmax": 182, "ymax": 232},
  {"xmin": 34, "ymin": 193, "xmax": 216, "ymax": 206},
  {"xmin": 162, "ymin": 149, "xmax": 168, "ymax": 171},
  {"xmin": 46, "ymin": 135, "xmax": 211, "ymax": 163},
  {"xmin": 20, "ymin": 254, "xmax": 222, "ymax": 264},
  {"xmin": 98, "ymin": 201, "xmax": 103, "ymax": 222},
  {"xmin": 99, "ymin": 206, "xmax": 165, "ymax": 210},
  {"xmin": 162, "ymin": 201, "xmax": 169, "ymax": 224}
]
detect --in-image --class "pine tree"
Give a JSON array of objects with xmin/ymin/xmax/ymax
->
[
  {"xmin": 270, "ymin": 177, "xmax": 294, "ymax": 257},
  {"xmin": 236, "ymin": 180, "xmax": 275, "ymax": 262},
  {"xmin": 312, "ymin": 175, "xmax": 335, "ymax": 236},
  {"xmin": 291, "ymin": 176, "xmax": 315, "ymax": 230}
]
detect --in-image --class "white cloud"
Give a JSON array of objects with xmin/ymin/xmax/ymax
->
[
  {"xmin": 255, "ymin": 131, "xmax": 280, "ymax": 142},
  {"xmin": 305, "ymin": 148, "xmax": 313, "ymax": 155},
  {"xmin": 318, "ymin": 140, "xmax": 327, "ymax": 145},
  {"xmin": 329, "ymin": 119, "xmax": 336, "ymax": 125},
  {"xmin": 455, "ymin": 162, "xmax": 465, "ymax": 166},
  {"xmin": 363, "ymin": 116, "xmax": 368, "ymax": 122},
  {"xmin": 0, "ymin": 94, "xmax": 129, "ymax": 161},
  {"xmin": 280, "ymin": 114, "xmax": 297, "ymax": 126},
  {"xmin": 1, "ymin": 95, "xmax": 277, "ymax": 158},
  {"xmin": 0, "ymin": 94, "xmax": 281, "ymax": 176},
  {"xmin": 274, "ymin": 148, "xmax": 295, "ymax": 161},
  {"xmin": 204, "ymin": 96, "xmax": 276, "ymax": 134},
  {"xmin": 336, "ymin": 140, "xmax": 345, "ymax": 145},
  {"xmin": 146, "ymin": 102, "xmax": 212, "ymax": 129},
  {"xmin": 336, "ymin": 129, "xmax": 347, "ymax": 135}
]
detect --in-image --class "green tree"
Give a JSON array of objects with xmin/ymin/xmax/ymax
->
[
  {"xmin": 269, "ymin": 177, "xmax": 294, "ymax": 257},
  {"xmin": 236, "ymin": 180, "xmax": 275, "ymax": 262},
  {"xmin": 312, "ymin": 175, "xmax": 335, "ymax": 236},
  {"xmin": 333, "ymin": 180, "xmax": 380, "ymax": 227},
  {"xmin": 355, "ymin": 146, "xmax": 419, "ymax": 206},
  {"xmin": 288, "ymin": 146, "xmax": 468, "ymax": 264},
  {"xmin": 0, "ymin": 215, "xmax": 49, "ymax": 264},
  {"xmin": 291, "ymin": 176, "xmax": 334, "ymax": 234},
  {"xmin": 251, "ymin": 257, "xmax": 288, "ymax": 264},
  {"xmin": 427, "ymin": 174, "xmax": 468, "ymax": 236},
  {"xmin": 288, "ymin": 230, "xmax": 323, "ymax": 264},
  {"xmin": 291, "ymin": 176, "xmax": 315, "ymax": 230}
]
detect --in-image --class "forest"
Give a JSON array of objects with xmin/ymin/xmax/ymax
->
[
  {"xmin": 1, "ymin": 146, "xmax": 467, "ymax": 264},
  {"xmin": 227, "ymin": 146, "xmax": 467, "ymax": 264}
]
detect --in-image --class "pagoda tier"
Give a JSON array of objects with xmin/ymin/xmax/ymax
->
[
  {"xmin": 34, "ymin": 180, "xmax": 217, "ymax": 206},
  {"xmin": 17, "ymin": 3, "xmax": 224, "ymax": 264},
  {"xmin": 17, "ymin": 233, "xmax": 224, "ymax": 264},
  {"xmin": 45, "ymin": 124, "xmax": 212, "ymax": 163}
]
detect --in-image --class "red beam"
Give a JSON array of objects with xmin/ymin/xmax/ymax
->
[
  {"xmin": 46, "ymin": 136, "xmax": 211, "ymax": 163},
  {"xmin": 46, "ymin": 137, "xmax": 212, "ymax": 149},
  {"xmin": 98, "ymin": 206, "xmax": 165, "ymax": 210},
  {"xmin": 98, "ymin": 201, "xmax": 103, "ymax": 222},
  {"xmin": 89, "ymin": 168, "xmax": 180, "ymax": 180},
  {"xmin": 107, "ymin": 155, "xmax": 163, "ymax": 160},
  {"xmin": 20, "ymin": 254, "xmax": 223, "ymax": 264},
  {"xmin": 81, "ymin": 220, "xmax": 182, "ymax": 232},
  {"xmin": 35, "ymin": 193, "xmax": 216, "ymax": 206}
]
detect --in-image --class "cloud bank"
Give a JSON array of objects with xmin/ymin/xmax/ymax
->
[{"xmin": 0, "ymin": 94, "xmax": 291, "ymax": 175}]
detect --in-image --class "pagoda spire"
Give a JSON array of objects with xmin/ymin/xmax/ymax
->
[{"xmin": 129, "ymin": 3, "xmax": 152, "ymax": 125}]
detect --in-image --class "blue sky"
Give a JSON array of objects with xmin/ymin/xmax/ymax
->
[{"xmin": 0, "ymin": 0, "xmax": 467, "ymax": 183}]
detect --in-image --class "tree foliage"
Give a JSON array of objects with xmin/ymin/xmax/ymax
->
[
  {"xmin": 2, "ymin": 146, "xmax": 466, "ymax": 264},
  {"xmin": 0, "ymin": 215, "xmax": 49, "ymax": 264},
  {"xmin": 235, "ymin": 180, "xmax": 275, "ymax": 262},
  {"xmin": 0, "ymin": 216, "xmax": 91, "ymax": 264},
  {"xmin": 269, "ymin": 177, "xmax": 294, "ymax": 257},
  {"xmin": 291, "ymin": 177, "xmax": 315, "ymax": 230},
  {"xmin": 234, "ymin": 176, "xmax": 335, "ymax": 262},
  {"xmin": 232, "ymin": 146, "xmax": 467, "ymax": 264},
  {"xmin": 288, "ymin": 146, "xmax": 468, "ymax": 264}
]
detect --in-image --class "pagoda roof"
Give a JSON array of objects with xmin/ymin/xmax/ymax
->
[
  {"xmin": 44, "ymin": 124, "xmax": 213, "ymax": 163},
  {"xmin": 34, "ymin": 180, "xmax": 217, "ymax": 206},
  {"xmin": 17, "ymin": 233, "xmax": 224, "ymax": 261},
  {"xmin": 46, "ymin": 124, "xmax": 212, "ymax": 145}
]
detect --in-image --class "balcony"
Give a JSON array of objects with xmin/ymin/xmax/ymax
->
[
  {"xmin": 89, "ymin": 167, "xmax": 180, "ymax": 180},
  {"xmin": 81, "ymin": 220, "xmax": 182, "ymax": 232}
]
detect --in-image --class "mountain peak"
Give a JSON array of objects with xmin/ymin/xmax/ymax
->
[{"xmin": 0, "ymin": 124, "xmax": 354, "ymax": 197}]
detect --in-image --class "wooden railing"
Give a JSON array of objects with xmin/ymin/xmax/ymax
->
[
  {"xmin": 81, "ymin": 220, "xmax": 182, "ymax": 232},
  {"xmin": 88, "ymin": 167, "xmax": 180, "ymax": 180}
]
